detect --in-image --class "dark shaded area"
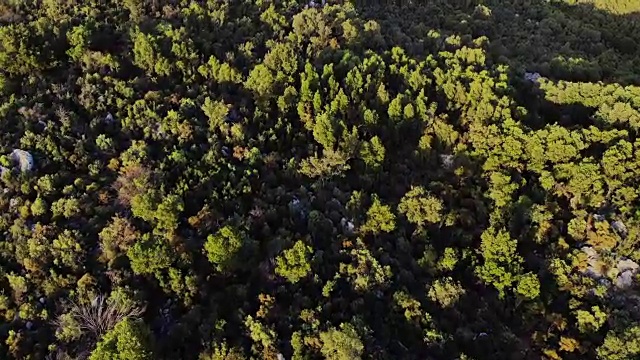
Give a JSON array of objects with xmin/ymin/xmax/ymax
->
[{"xmin": 351, "ymin": 0, "xmax": 640, "ymax": 84}]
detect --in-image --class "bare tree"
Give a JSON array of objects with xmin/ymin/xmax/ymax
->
[
  {"xmin": 55, "ymin": 294, "xmax": 145, "ymax": 340},
  {"xmin": 45, "ymin": 349, "xmax": 73, "ymax": 360},
  {"xmin": 113, "ymin": 164, "xmax": 152, "ymax": 206}
]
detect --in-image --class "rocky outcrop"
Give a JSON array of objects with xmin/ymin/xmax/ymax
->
[
  {"xmin": 582, "ymin": 246, "xmax": 639, "ymax": 289},
  {"xmin": 10, "ymin": 149, "xmax": 34, "ymax": 172}
]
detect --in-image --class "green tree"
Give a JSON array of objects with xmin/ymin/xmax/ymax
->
[
  {"xmin": 155, "ymin": 194, "xmax": 184, "ymax": 233},
  {"xmin": 130, "ymin": 190, "xmax": 160, "ymax": 224},
  {"xmin": 359, "ymin": 136, "xmax": 385, "ymax": 170},
  {"xmin": 575, "ymin": 306, "xmax": 607, "ymax": 334},
  {"xmin": 313, "ymin": 112, "xmax": 338, "ymax": 149},
  {"xmin": 260, "ymin": 4, "xmax": 287, "ymax": 34},
  {"xmin": 30, "ymin": 197, "xmax": 47, "ymax": 217},
  {"xmin": 362, "ymin": 195, "xmax": 396, "ymax": 234},
  {"xmin": 52, "ymin": 230, "xmax": 83, "ymax": 271},
  {"xmin": 0, "ymin": 24, "xmax": 42, "ymax": 76},
  {"xmin": 437, "ymin": 248, "xmax": 459, "ymax": 272},
  {"xmin": 475, "ymin": 227, "xmax": 523, "ymax": 296},
  {"xmin": 246, "ymin": 64, "xmax": 275, "ymax": 99},
  {"xmin": 198, "ymin": 56, "xmax": 242, "ymax": 83},
  {"xmin": 132, "ymin": 29, "xmax": 171, "ymax": 76},
  {"xmin": 598, "ymin": 325, "xmax": 640, "ymax": 360},
  {"xmin": 340, "ymin": 242, "xmax": 390, "ymax": 291},
  {"xmin": 89, "ymin": 319, "xmax": 153, "ymax": 360},
  {"xmin": 99, "ymin": 217, "xmax": 139, "ymax": 264},
  {"xmin": 320, "ymin": 323, "xmax": 364, "ymax": 360},
  {"xmin": 300, "ymin": 150, "xmax": 350, "ymax": 180},
  {"xmin": 200, "ymin": 341, "xmax": 246, "ymax": 360},
  {"xmin": 388, "ymin": 95, "xmax": 404, "ymax": 121},
  {"xmin": 275, "ymin": 240, "xmax": 313, "ymax": 283},
  {"xmin": 55, "ymin": 312, "xmax": 82, "ymax": 342},
  {"xmin": 428, "ymin": 277, "xmax": 465, "ymax": 308},
  {"xmin": 127, "ymin": 234, "xmax": 173, "ymax": 276},
  {"xmin": 204, "ymin": 226, "xmax": 246, "ymax": 272},
  {"xmin": 264, "ymin": 42, "xmax": 298, "ymax": 82},
  {"xmin": 487, "ymin": 171, "xmax": 519, "ymax": 208},
  {"xmin": 245, "ymin": 315, "xmax": 277, "ymax": 355},
  {"xmin": 202, "ymin": 97, "xmax": 228, "ymax": 131},
  {"xmin": 398, "ymin": 186, "xmax": 443, "ymax": 226},
  {"xmin": 66, "ymin": 24, "xmax": 90, "ymax": 61},
  {"xmin": 516, "ymin": 272, "xmax": 541, "ymax": 300},
  {"xmin": 51, "ymin": 197, "xmax": 81, "ymax": 218}
]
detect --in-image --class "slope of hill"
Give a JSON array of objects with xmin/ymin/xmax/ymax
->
[
  {"xmin": 0, "ymin": 1, "xmax": 639, "ymax": 359},
  {"xmin": 565, "ymin": 0, "xmax": 640, "ymax": 14}
]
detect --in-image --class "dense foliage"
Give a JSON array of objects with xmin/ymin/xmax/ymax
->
[{"xmin": 1, "ymin": 0, "xmax": 640, "ymax": 359}]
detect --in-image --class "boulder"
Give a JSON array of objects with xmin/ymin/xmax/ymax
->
[
  {"xmin": 617, "ymin": 259, "xmax": 639, "ymax": 273},
  {"xmin": 524, "ymin": 72, "xmax": 541, "ymax": 84},
  {"xmin": 612, "ymin": 220, "xmax": 628, "ymax": 238},
  {"xmin": 616, "ymin": 271, "xmax": 635, "ymax": 289},
  {"xmin": 10, "ymin": 149, "xmax": 34, "ymax": 172},
  {"xmin": 439, "ymin": 154, "xmax": 455, "ymax": 169}
]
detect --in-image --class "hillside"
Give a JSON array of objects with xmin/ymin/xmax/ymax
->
[
  {"xmin": 1, "ymin": 0, "xmax": 640, "ymax": 359},
  {"xmin": 565, "ymin": 0, "xmax": 640, "ymax": 14}
]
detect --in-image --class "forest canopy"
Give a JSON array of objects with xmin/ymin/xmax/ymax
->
[{"xmin": 1, "ymin": 0, "xmax": 640, "ymax": 359}]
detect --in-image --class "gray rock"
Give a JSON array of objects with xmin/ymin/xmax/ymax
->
[
  {"xmin": 289, "ymin": 198, "xmax": 302, "ymax": 214},
  {"xmin": 10, "ymin": 149, "xmax": 34, "ymax": 172},
  {"xmin": 345, "ymin": 221, "xmax": 355, "ymax": 233},
  {"xmin": 617, "ymin": 259, "xmax": 639, "ymax": 273},
  {"xmin": 585, "ymin": 267, "xmax": 603, "ymax": 279},
  {"xmin": 250, "ymin": 206, "xmax": 264, "ymax": 218},
  {"xmin": 612, "ymin": 220, "xmax": 628, "ymax": 238},
  {"xmin": 582, "ymin": 246, "xmax": 599, "ymax": 261},
  {"xmin": 616, "ymin": 271, "xmax": 635, "ymax": 289},
  {"xmin": 582, "ymin": 246, "xmax": 606, "ymax": 278},
  {"xmin": 439, "ymin": 154, "xmax": 454, "ymax": 169},
  {"xmin": 524, "ymin": 72, "xmax": 541, "ymax": 84},
  {"xmin": 598, "ymin": 278, "xmax": 612, "ymax": 287},
  {"xmin": 290, "ymin": 198, "xmax": 300, "ymax": 207},
  {"xmin": 340, "ymin": 217, "xmax": 355, "ymax": 235}
]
